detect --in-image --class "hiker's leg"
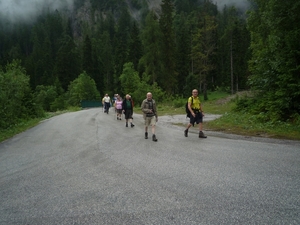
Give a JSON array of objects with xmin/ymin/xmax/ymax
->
[{"xmin": 151, "ymin": 125, "xmax": 155, "ymax": 134}]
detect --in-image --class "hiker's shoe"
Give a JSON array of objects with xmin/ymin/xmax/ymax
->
[
  {"xmin": 152, "ymin": 134, "xmax": 158, "ymax": 142},
  {"xmin": 145, "ymin": 132, "xmax": 148, "ymax": 139},
  {"xmin": 131, "ymin": 123, "xmax": 135, "ymax": 127},
  {"xmin": 199, "ymin": 131, "xmax": 207, "ymax": 138},
  {"xmin": 184, "ymin": 129, "xmax": 188, "ymax": 137},
  {"xmin": 126, "ymin": 123, "xmax": 128, "ymax": 127}
]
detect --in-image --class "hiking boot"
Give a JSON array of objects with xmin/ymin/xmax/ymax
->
[
  {"xmin": 199, "ymin": 131, "xmax": 207, "ymax": 138},
  {"xmin": 126, "ymin": 123, "xmax": 128, "ymax": 127},
  {"xmin": 184, "ymin": 129, "xmax": 188, "ymax": 137},
  {"xmin": 145, "ymin": 132, "xmax": 148, "ymax": 139},
  {"xmin": 131, "ymin": 123, "xmax": 135, "ymax": 127},
  {"xmin": 152, "ymin": 134, "xmax": 158, "ymax": 142}
]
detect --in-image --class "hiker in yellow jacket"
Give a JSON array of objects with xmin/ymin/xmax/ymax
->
[{"xmin": 184, "ymin": 89, "xmax": 207, "ymax": 138}]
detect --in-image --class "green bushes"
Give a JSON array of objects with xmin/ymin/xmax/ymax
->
[
  {"xmin": 0, "ymin": 61, "xmax": 102, "ymax": 131},
  {"xmin": 234, "ymin": 93, "xmax": 300, "ymax": 125},
  {"xmin": 34, "ymin": 85, "xmax": 58, "ymax": 111},
  {"xmin": 0, "ymin": 60, "xmax": 40, "ymax": 129},
  {"xmin": 67, "ymin": 71, "xmax": 100, "ymax": 106},
  {"xmin": 119, "ymin": 62, "xmax": 166, "ymax": 106},
  {"xmin": 172, "ymin": 98, "xmax": 186, "ymax": 108}
]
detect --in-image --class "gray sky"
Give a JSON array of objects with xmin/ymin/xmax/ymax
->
[{"xmin": 0, "ymin": 0, "xmax": 74, "ymax": 23}]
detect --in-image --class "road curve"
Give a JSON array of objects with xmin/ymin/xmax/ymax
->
[{"xmin": 0, "ymin": 108, "xmax": 299, "ymax": 224}]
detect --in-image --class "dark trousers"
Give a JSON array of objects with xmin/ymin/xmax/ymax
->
[{"xmin": 104, "ymin": 102, "xmax": 110, "ymax": 112}]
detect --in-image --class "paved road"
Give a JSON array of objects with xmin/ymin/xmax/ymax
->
[{"xmin": 0, "ymin": 108, "xmax": 299, "ymax": 225}]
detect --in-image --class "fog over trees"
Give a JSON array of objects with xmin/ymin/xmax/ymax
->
[{"xmin": 0, "ymin": 0, "xmax": 299, "ymax": 129}]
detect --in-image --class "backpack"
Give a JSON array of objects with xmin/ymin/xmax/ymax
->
[{"xmin": 185, "ymin": 97, "xmax": 193, "ymax": 118}]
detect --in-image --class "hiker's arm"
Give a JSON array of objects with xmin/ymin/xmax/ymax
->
[
  {"xmin": 200, "ymin": 103, "xmax": 205, "ymax": 116},
  {"xmin": 188, "ymin": 102, "xmax": 195, "ymax": 117},
  {"xmin": 141, "ymin": 100, "xmax": 148, "ymax": 114},
  {"xmin": 154, "ymin": 102, "xmax": 158, "ymax": 121}
]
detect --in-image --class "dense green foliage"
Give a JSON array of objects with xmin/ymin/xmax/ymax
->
[
  {"xmin": 0, "ymin": 0, "xmax": 299, "ymax": 131},
  {"xmin": 245, "ymin": 0, "xmax": 300, "ymax": 122},
  {"xmin": 120, "ymin": 62, "xmax": 165, "ymax": 105},
  {"xmin": 67, "ymin": 72, "xmax": 100, "ymax": 107},
  {"xmin": 0, "ymin": 61, "xmax": 41, "ymax": 129}
]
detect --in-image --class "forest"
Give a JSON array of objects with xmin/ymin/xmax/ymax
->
[{"xmin": 0, "ymin": 0, "xmax": 299, "ymax": 131}]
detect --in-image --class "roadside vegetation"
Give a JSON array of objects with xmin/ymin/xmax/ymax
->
[
  {"xmin": 1, "ymin": 1, "xmax": 299, "ymax": 143},
  {"xmin": 155, "ymin": 91, "xmax": 300, "ymax": 141},
  {"xmin": 1, "ymin": 90, "xmax": 299, "ymax": 143},
  {"xmin": 0, "ymin": 109, "xmax": 80, "ymax": 143}
]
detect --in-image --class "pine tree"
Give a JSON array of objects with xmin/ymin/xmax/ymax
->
[
  {"xmin": 128, "ymin": 22, "xmax": 143, "ymax": 71},
  {"xmin": 174, "ymin": 12, "xmax": 192, "ymax": 95},
  {"xmin": 247, "ymin": 0, "xmax": 300, "ymax": 121},
  {"xmin": 98, "ymin": 31, "xmax": 114, "ymax": 94},
  {"xmin": 82, "ymin": 35, "xmax": 93, "ymax": 75},
  {"xmin": 139, "ymin": 11, "xmax": 163, "ymax": 85},
  {"xmin": 113, "ymin": 6, "xmax": 131, "ymax": 92},
  {"xmin": 54, "ymin": 35, "xmax": 81, "ymax": 91},
  {"xmin": 191, "ymin": 8, "xmax": 217, "ymax": 100},
  {"xmin": 159, "ymin": 0, "xmax": 177, "ymax": 94}
]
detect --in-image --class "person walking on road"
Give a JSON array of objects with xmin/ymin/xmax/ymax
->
[
  {"xmin": 102, "ymin": 93, "xmax": 111, "ymax": 114},
  {"xmin": 141, "ymin": 92, "xmax": 158, "ymax": 141},
  {"xmin": 122, "ymin": 94, "xmax": 135, "ymax": 127},
  {"xmin": 184, "ymin": 89, "xmax": 207, "ymax": 138},
  {"xmin": 115, "ymin": 95, "xmax": 123, "ymax": 120}
]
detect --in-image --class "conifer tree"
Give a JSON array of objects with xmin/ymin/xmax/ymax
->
[
  {"xmin": 128, "ymin": 22, "xmax": 143, "ymax": 71},
  {"xmin": 98, "ymin": 31, "xmax": 114, "ymax": 93},
  {"xmin": 54, "ymin": 35, "xmax": 81, "ymax": 91},
  {"xmin": 114, "ymin": 6, "xmax": 131, "ymax": 91},
  {"xmin": 82, "ymin": 35, "xmax": 93, "ymax": 75},
  {"xmin": 139, "ymin": 11, "xmax": 163, "ymax": 85},
  {"xmin": 191, "ymin": 10, "xmax": 217, "ymax": 100},
  {"xmin": 174, "ymin": 12, "xmax": 192, "ymax": 95},
  {"xmin": 247, "ymin": 0, "xmax": 300, "ymax": 121},
  {"xmin": 159, "ymin": 0, "xmax": 177, "ymax": 94}
]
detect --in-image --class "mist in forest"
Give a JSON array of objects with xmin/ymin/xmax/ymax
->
[
  {"xmin": 0, "ymin": 0, "xmax": 74, "ymax": 23},
  {"xmin": 0, "ymin": 0, "xmax": 250, "ymax": 24},
  {"xmin": 213, "ymin": 0, "xmax": 250, "ymax": 11}
]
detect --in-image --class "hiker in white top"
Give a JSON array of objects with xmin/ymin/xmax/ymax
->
[{"xmin": 102, "ymin": 94, "xmax": 111, "ymax": 113}]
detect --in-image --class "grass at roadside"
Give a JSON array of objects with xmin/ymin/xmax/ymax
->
[
  {"xmin": 0, "ymin": 118, "xmax": 41, "ymax": 143},
  {"xmin": 0, "ymin": 108, "xmax": 80, "ymax": 143},
  {"xmin": 204, "ymin": 92, "xmax": 300, "ymax": 140},
  {"xmin": 1, "ymin": 91, "xmax": 299, "ymax": 142},
  {"xmin": 152, "ymin": 91, "xmax": 300, "ymax": 141},
  {"xmin": 145, "ymin": 91, "xmax": 233, "ymax": 116},
  {"xmin": 150, "ymin": 91, "xmax": 233, "ymax": 116},
  {"xmin": 204, "ymin": 112, "xmax": 300, "ymax": 140}
]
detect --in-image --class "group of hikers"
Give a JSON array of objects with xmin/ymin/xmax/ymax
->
[
  {"xmin": 102, "ymin": 93, "xmax": 135, "ymax": 126},
  {"xmin": 102, "ymin": 89, "xmax": 207, "ymax": 142}
]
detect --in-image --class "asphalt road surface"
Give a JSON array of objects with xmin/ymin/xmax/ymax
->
[{"xmin": 0, "ymin": 108, "xmax": 299, "ymax": 225}]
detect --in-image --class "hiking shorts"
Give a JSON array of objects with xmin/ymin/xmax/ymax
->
[
  {"xmin": 124, "ymin": 109, "xmax": 133, "ymax": 120},
  {"xmin": 145, "ymin": 116, "xmax": 156, "ymax": 126},
  {"xmin": 189, "ymin": 112, "xmax": 203, "ymax": 125},
  {"xmin": 116, "ymin": 109, "xmax": 122, "ymax": 114}
]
